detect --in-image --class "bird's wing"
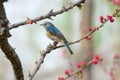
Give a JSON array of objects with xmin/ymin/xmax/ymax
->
[{"xmin": 47, "ymin": 26, "xmax": 67, "ymax": 41}]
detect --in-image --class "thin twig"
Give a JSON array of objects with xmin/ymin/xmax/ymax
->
[
  {"xmin": 64, "ymin": 60, "xmax": 93, "ymax": 80},
  {"xmin": 8, "ymin": 0, "xmax": 85, "ymax": 30},
  {"xmin": 27, "ymin": 43, "xmax": 58, "ymax": 80}
]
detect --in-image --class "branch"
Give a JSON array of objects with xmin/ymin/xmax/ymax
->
[
  {"xmin": 58, "ymin": 54, "xmax": 106, "ymax": 80},
  {"xmin": 0, "ymin": 38, "xmax": 24, "ymax": 80},
  {"xmin": 0, "ymin": 1, "xmax": 24, "ymax": 80},
  {"xmin": 61, "ymin": 55, "xmax": 102, "ymax": 80},
  {"xmin": 8, "ymin": 0, "xmax": 86, "ymax": 30},
  {"xmin": 27, "ymin": 8, "xmax": 120, "ymax": 80},
  {"xmin": 27, "ymin": 42, "xmax": 58, "ymax": 80},
  {"xmin": 64, "ymin": 60, "xmax": 93, "ymax": 80}
]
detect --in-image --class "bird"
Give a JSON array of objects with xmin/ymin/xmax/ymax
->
[{"xmin": 40, "ymin": 21, "xmax": 73, "ymax": 55}]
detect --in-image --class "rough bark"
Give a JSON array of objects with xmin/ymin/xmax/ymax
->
[{"xmin": 0, "ymin": 1, "xmax": 24, "ymax": 80}]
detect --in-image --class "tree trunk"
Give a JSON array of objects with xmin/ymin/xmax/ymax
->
[{"xmin": 75, "ymin": 0, "xmax": 94, "ymax": 80}]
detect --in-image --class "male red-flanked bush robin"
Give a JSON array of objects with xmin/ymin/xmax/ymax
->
[{"xmin": 40, "ymin": 21, "xmax": 73, "ymax": 55}]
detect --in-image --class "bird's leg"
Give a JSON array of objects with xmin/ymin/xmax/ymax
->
[
  {"xmin": 53, "ymin": 41, "xmax": 58, "ymax": 47},
  {"xmin": 67, "ymin": 41, "xmax": 72, "ymax": 44}
]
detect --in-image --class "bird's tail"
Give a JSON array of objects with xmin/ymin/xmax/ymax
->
[{"xmin": 64, "ymin": 41, "xmax": 73, "ymax": 55}]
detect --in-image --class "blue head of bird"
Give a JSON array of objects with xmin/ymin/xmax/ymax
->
[{"xmin": 40, "ymin": 21, "xmax": 54, "ymax": 29}]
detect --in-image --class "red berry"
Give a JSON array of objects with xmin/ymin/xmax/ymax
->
[
  {"xmin": 113, "ymin": 0, "xmax": 120, "ymax": 6},
  {"xmin": 64, "ymin": 69, "xmax": 70, "ymax": 75},
  {"xmin": 88, "ymin": 27, "xmax": 93, "ymax": 32},
  {"xmin": 58, "ymin": 77, "xmax": 65, "ymax": 80},
  {"xmin": 29, "ymin": 20, "xmax": 33, "ymax": 24},
  {"xmin": 92, "ymin": 59, "xmax": 98, "ymax": 65},
  {"xmin": 77, "ymin": 63, "xmax": 81, "ymax": 68},
  {"xmin": 107, "ymin": 15, "xmax": 112, "ymax": 19},
  {"xmin": 110, "ymin": 19, "xmax": 114, "ymax": 23},
  {"xmin": 99, "ymin": 16, "xmax": 104, "ymax": 23},
  {"xmin": 94, "ymin": 55, "xmax": 100, "ymax": 60},
  {"xmin": 107, "ymin": 15, "xmax": 114, "ymax": 23}
]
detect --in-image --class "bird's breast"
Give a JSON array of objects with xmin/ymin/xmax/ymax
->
[
  {"xmin": 46, "ymin": 31, "xmax": 52, "ymax": 37},
  {"xmin": 46, "ymin": 31, "xmax": 61, "ymax": 42}
]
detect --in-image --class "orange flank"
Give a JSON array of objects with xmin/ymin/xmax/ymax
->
[
  {"xmin": 46, "ymin": 31, "xmax": 61, "ymax": 42},
  {"xmin": 46, "ymin": 31, "xmax": 52, "ymax": 37}
]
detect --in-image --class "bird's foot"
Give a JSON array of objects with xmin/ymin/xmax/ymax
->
[{"xmin": 53, "ymin": 42, "xmax": 58, "ymax": 47}]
